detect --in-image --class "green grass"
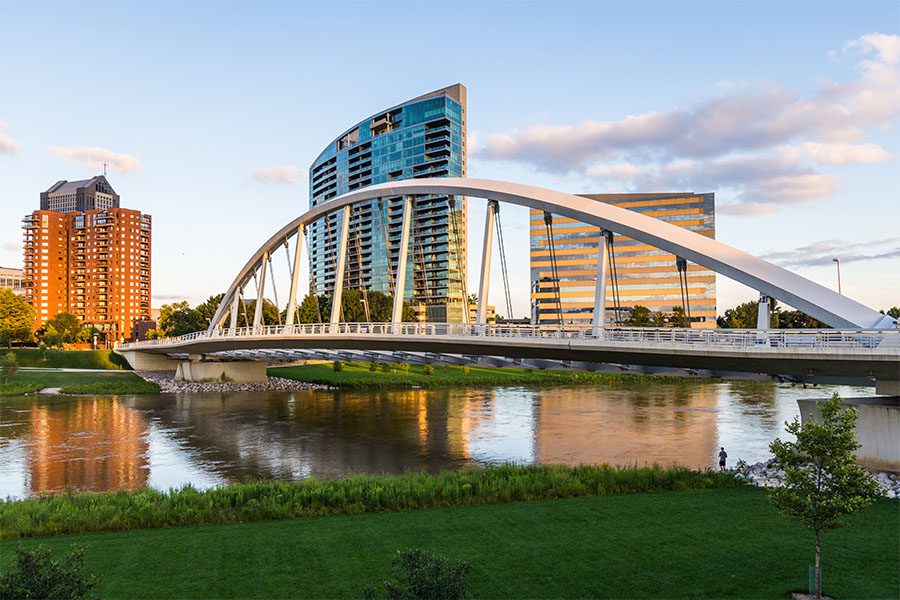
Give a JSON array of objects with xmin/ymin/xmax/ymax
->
[
  {"xmin": 271, "ymin": 361, "xmax": 694, "ymax": 389},
  {"xmin": 1, "ymin": 465, "xmax": 741, "ymax": 538},
  {"xmin": 2, "ymin": 488, "xmax": 896, "ymax": 599},
  {"xmin": 0, "ymin": 371, "xmax": 159, "ymax": 396},
  {"xmin": 7, "ymin": 348, "xmax": 131, "ymax": 370}
]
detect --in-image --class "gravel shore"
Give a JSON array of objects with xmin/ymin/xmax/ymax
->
[{"xmin": 136, "ymin": 370, "xmax": 331, "ymax": 393}]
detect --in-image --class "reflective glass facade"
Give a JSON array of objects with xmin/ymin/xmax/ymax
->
[
  {"xmin": 309, "ymin": 85, "xmax": 467, "ymax": 322},
  {"xmin": 530, "ymin": 193, "xmax": 717, "ymax": 328}
]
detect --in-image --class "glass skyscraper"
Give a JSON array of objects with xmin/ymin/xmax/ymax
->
[
  {"xmin": 309, "ymin": 84, "xmax": 467, "ymax": 322},
  {"xmin": 530, "ymin": 192, "xmax": 717, "ymax": 328}
]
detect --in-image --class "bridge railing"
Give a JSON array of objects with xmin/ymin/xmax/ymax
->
[{"xmin": 117, "ymin": 323, "xmax": 900, "ymax": 352}]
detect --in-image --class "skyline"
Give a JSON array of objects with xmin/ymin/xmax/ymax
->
[{"xmin": 1, "ymin": 1, "xmax": 898, "ymax": 318}]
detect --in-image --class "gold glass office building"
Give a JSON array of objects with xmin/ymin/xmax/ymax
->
[{"xmin": 530, "ymin": 192, "xmax": 716, "ymax": 328}]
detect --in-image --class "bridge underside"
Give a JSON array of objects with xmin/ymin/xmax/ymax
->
[{"xmin": 121, "ymin": 334, "xmax": 896, "ymax": 387}]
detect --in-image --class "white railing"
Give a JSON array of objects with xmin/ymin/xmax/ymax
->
[{"xmin": 117, "ymin": 323, "xmax": 900, "ymax": 353}]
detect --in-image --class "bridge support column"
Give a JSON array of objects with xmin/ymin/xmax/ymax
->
[
  {"xmin": 253, "ymin": 252, "xmax": 268, "ymax": 330},
  {"xmin": 757, "ymin": 295, "xmax": 772, "ymax": 329},
  {"xmin": 175, "ymin": 359, "xmax": 267, "ymax": 383},
  {"xmin": 331, "ymin": 207, "xmax": 351, "ymax": 325},
  {"xmin": 477, "ymin": 200, "xmax": 497, "ymax": 326},
  {"xmin": 284, "ymin": 225, "xmax": 304, "ymax": 328},
  {"xmin": 592, "ymin": 230, "xmax": 611, "ymax": 338},
  {"xmin": 875, "ymin": 379, "xmax": 900, "ymax": 396},
  {"xmin": 392, "ymin": 196, "xmax": 413, "ymax": 327},
  {"xmin": 228, "ymin": 290, "xmax": 240, "ymax": 334}
]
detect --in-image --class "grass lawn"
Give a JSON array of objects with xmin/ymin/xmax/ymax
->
[
  {"xmin": 0, "ymin": 371, "xmax": 159, "ymax": 395},
  {"xmin": 271, "ymin": 361, "xmax": 693, "ymax": 389},
  {"xmin": 2, "ymin": 488, "xmax": 896, "ymax": 599},
  {"xmin": 7, "ymin": 348, "xmax": 131, "ymax": 370}
]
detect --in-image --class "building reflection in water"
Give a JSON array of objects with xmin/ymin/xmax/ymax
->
[
  {"xmin": 3, "ymin": 381, "xmax": 865, "ymax": 498},
  {"xmin": 15, "ymin": 398, "xmax": 150, "ymax": 494}
]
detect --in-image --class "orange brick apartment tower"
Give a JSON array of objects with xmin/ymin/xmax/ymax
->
[{"xmin": 22, "ymin": 177, "xmax": 151, "ymax": 341}]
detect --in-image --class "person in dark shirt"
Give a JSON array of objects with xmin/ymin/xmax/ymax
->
[{"xmin": 718, "ymin": 447, "xmax": 728, "ymax": 471}]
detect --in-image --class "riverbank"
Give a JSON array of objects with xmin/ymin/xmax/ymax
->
[
  {"xmin": 0, "ymin": 464, "xmax": 740, "ymax": 538},
  {"xmin": 6, "ymin": 348, "xmax": 130, "ymax": 370},
  {"xmin": 137, "ymin": 370, "xmax": 331, "ymax": 393},
  {"xmin": 270, "ymin": 361, "xmax": 697, "ymax": 389},
  {"xmin": 0, "ymin": 371, "xmax": 159, "ymax": 396},
  {"xmin": 2, "ymin": 487, "xmax": 896, "ymax": 599}
]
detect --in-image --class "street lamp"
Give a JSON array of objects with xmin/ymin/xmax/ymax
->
[{"xmin": 832, "ymin": 258, "xmax": 842, "ymax": 295}]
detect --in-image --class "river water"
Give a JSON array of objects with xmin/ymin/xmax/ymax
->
[{"xmin": 0, "ymin": 381, "xmax": 868, "ymax": 499}]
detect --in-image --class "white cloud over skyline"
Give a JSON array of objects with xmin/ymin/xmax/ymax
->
[
  {"xmin": 49, "ymin": 146, "xmax": 140, "ymax": 173},
  {"xmin": 474, "ymin": 33, "xmax": 899, "ymax": 215},
  {"xmin": 252, "ymin": 165, "xmax": 300, "ymax": 185},
  {"xmin": 0, "ymin": 123, "xmax": 20, "ymax": 154},
  {"xmin": 763, "ymin": 237, "xmax": 900, "ymax": 268}
]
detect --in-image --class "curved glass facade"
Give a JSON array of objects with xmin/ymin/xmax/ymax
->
[{"xmin": 309, "ymin": 85, "xmax": 467, "ymax": 322}]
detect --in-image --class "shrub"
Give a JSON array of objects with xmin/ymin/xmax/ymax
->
[
  {"xmin": 461, "ymin": 366, "xmax": 469, "ymax": 375},
  {"xmin": 399, "ymin": 363, "xmax": 410, "ymax": 375},
  {"xmin": 369, "ymin": 362, "xmax": 379, "ymax": 372},
  {"xmin": 2, "ymin": 352, "xmax": 19, "ymax": 380},
  {"xmin": 0, "ymin": 544, "xmax": 99, "ymax": 599},
  {"xmin": 422, "ymin": 364, "xmax": 434, "ymax": 375},
  {"xmin": 370, "ymin": 549, "xmax": 472, "ymax": 600},
  {"xmin": 380, "ymin": 362, "xmax": 393, "ymax": 374},
  {"xmin": 333, "ymin": 361, "xmax": 344, "ymax": 372}
]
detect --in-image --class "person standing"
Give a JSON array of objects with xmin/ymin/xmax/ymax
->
[{"xmin": 718, "ymin": 447, "xmax": 728, "ymax": 471}]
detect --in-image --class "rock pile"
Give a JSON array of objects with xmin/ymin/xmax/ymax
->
[
  {"xmin": 137, "ymin": 370, "xmax": 331, "ymax": 394},
  {"xmin": 739, "ymin": 458, "xmax": 899, "ymax": 498}
]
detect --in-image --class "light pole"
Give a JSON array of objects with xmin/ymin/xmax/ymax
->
[{"xmin": 832, "ymin": 258, "xmax": 842, "ymax": 295}]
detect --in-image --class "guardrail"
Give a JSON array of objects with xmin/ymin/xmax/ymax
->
[{"xmin": 117, "ymin": 323, "xmax": 900, "ymax": 352}]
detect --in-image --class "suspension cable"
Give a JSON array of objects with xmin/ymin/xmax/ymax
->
[
  {"xmin": 607, "ymin": 233, "xmax": 623, "ymax": 326},
  {"xmin": 353, "ymin": 228, "xmax": 371, "ymax": 322},
  {"xmin": 676, "ymin": 257, "xmax": 692, "ymax": 328},
  {"xmin": 448, "ymin": 197, "xmax": 469, "ymax": 322},
  {"xmin": 412, "ymin": 197, "xmax": 432, "ymax": 311},
  {"xmin": 282, "ymin": 238, "xmax": 294, "ymax": 325},
  {"xmin": 493, "ymin": 203, "xmax": 514, "ymax": 321},
  {"xmin": 543, "ymin": 212, "xmax": 564, "ymax": 325},
  {"xmin": 379, "ymin": 198, "xmax": 395, "ymax": 292},
  {"xmin": 267, "ymin": 254, "xmax": 282, "ymax": 325},
  {"xmin": 307, "ymin": 221, "xmax": 322, "ymax": 323}
]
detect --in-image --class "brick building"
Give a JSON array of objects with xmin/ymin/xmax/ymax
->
[{"xmin": 22, "ymin": 177, "xmax": 151, "ymax": 341}]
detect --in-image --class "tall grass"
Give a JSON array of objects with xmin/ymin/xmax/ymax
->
[
  {"xmin": 0, "ymin": 372, "xmax": 158, "ymax": 396},
  {"xmin": 1, "ymin": 464, "xmax": 745, "ymax": 539}
]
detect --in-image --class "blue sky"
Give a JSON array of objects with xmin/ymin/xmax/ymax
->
[{"xmin": 1, "ymin": 0, "xmax": 898, "ymax": 317}]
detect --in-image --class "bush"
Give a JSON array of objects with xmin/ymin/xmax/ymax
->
[
  {"xmin": 422, "ymin": 364, "xmax": 434, "ymax": 375},
  {"xmin": 368, "ymin": 549, "xmax": 472, "ymax": 600},
  {"xmin": 369, "ymin": 362, "xmax": 379, "ymax": 372},
  {"xmin": 461, "ymin": 366, "xmax": 469, "ymax": 375},
  {"xmin": 0, "ymin": 544, "xmax": 98, "ymax": 599},
  {"xmin": 333, "ymin": 361, "xmax": 344, "ymax": 372},
  {"xmin": 399, "ymin": 363, "xmax": 410, "ymax": 375},
  {"xmin": 2, "ymin": 352, "xmax": 19, "ymax": 379},
  {"xmin": 380, "ymin": 362, "xmax": 393, "ymax": 374}
]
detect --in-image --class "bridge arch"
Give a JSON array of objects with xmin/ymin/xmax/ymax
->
[{"xmin": 208, "ymin": 178, "xmax": 895, "ymax": 331}]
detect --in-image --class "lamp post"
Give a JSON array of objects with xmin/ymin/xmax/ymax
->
[{"xmin": 832, "ymin": 258, "xmax": 842, "ymax": 295}]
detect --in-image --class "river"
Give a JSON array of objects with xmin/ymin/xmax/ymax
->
[{"xmin": 0, "ymin": 381, "xmax": 868, "ymax": 499}]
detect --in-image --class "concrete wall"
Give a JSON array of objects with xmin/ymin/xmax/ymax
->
[
  {"xmin": 175, "ymin": 361, "xmax": 267, "ymax": 383},
  {"xmin": 116, "ymin": 350, "xmax": 179, "ymax": 371},
  {"xmin": 798, "ymin": 397, "xmax": 900, "ymax": 472}
]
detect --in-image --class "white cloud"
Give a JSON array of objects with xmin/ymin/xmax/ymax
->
[
  {"xmin": 763, "ymin": 237, "xmax": 900, "ymax": 268},
  {"xmin": 152, "ymin": 292, "xmax": 188, "ymax": 301},
  {"xmin": 49, "ymin": 146, "xmax": 140, "ymax": 173},
  {"xmin": 1, "ymin": 241, "xmax": 21, "ymax": 252},
  {"xmin": 252, "ymin": 165, "xmax": 300, "ymax": 185},
  {"xmin": 0, "ymin": 123, "xmax": 19, "ymax": 154},
  {"xmin": 474, "ymin": 32, "xmax": 900, "ymax": 215}
]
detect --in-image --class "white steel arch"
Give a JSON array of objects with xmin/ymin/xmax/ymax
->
[{"xmin": 208, "ymin": 178, "xmax": 896, "ymax": 332}]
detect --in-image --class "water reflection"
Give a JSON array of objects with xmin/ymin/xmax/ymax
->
[{"xmin": 0, "ymin": 382, "xmax": 870, "ymax": 498}]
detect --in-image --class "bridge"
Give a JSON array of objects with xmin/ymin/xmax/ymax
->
[{"xmin": 118, "ymin": 178, "xmax": 900, "ymax": 393}]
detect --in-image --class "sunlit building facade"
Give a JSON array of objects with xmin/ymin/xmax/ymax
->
[
  {"xmin": 530, "ymin": 192, "xmax": 716, "ymax": 328},
  {"xmin": 22, "ymin": 177, "xmax": 152, "ymax": 340},
  {"xmin": 309, "ymin": 84, "xmax": 468, "ymax": 322}
]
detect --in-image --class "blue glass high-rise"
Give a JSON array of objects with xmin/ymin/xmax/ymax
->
[{"xmin": 309, "ymin": 84, "xmax": 467, "ymax": 322}]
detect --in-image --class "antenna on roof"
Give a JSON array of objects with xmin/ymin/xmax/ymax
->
[{"xmin": 102, "ymin": 162, "xmax": 108, "ymax": 177}]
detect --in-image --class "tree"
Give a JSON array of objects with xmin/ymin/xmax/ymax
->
[
  {"xmin": 159, "ymin": 307, "xmax": 206, "ymax": 337},
  {"xmin": 158, "ymin": 301, "xmax": 190, "ymax": 326},
  {"xmin": 717, "ymin": 300, "xmax": 768, "ymax": 328},
  {"xmin": 777, "ymin": 309, "xmax": 827, "ymax": 329},
  {"xmin": 0, "ymin": 288, "xmax": 35, "ymax": 348},
  {"xmin": 623, "ymin": 305, "xmax": 652, "ymax": 327},
  {"xmin": 39, "ymin": 313, "xmax": 83, "ymax": 347},
  {"xmin": 768, "ymin": 394, "xmax": 883, "ymax": 599},
  {"xmin": 883, "ymin": 306, "xmax": 900, "ymax": 319},
  {"xmin": 669, "ymin": 306, "xmax": 690, "ymax": 328},
  {"xmin": 195, "ymin": 294, "xmax": 225, "ymax": 327}
]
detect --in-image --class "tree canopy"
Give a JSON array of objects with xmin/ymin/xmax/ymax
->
[
  {"xmin": 0, "ymin": 288, "xmax": 35, "ymax": 347},
  {"xmin": 39, "ymin": 312, "xmax": 91, "ymax": 348},
  {"xmin": 717, "ymin": 299, "xmax": 826, "ymax": 329}
]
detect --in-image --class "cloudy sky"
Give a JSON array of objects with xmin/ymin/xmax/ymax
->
[{"xmin": 1, "ymin": 0, "xmax": 897, "ymax": 317}]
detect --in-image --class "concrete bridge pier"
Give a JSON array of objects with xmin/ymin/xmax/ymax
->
[{"xmin": 175, "ymin": 355, "xmax": 267, "ymax": 383}]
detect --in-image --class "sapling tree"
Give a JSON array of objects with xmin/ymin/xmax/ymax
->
[{"xmin": 768, "ymin": 393, "xmax": 883, "ymax": 599}]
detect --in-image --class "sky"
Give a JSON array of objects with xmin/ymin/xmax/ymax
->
[{"xmin": 1, "ymin": 0, "xmax": 898, "ymax": 319}]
